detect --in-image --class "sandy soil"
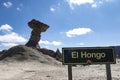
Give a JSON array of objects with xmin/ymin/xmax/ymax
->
[{"xmin": 0, "ymin": 59, "xmax": 120, "ymax": 80}]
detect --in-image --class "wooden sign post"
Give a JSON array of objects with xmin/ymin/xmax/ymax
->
[
  {"xmin": 62, "ymin": 47, "xmax": 116, "ymax": 80},
  {"xmin": 68, "ymin": 65, "xmax": 72, "ymax": 80},
  {"xmin": 106, "ymin": 64, "xmax": 112, "ymax": 80}
]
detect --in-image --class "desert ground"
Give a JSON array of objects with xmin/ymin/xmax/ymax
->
[{"xmin": 0, "ymin": 59, "xmax": 120, "ymax": 80}]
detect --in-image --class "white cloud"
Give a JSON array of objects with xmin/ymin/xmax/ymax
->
[
  {"xmin": 39, "ymin": 40, "xmax": 62, "ymax": 46},
  {"xmin": 66, "ymin": 0, "xmax": 94, "ymax": 9},
  {"xmin": 0, "ymin": 24, "xmax": 13, "ymax": 32},
  {"xmin": 0, "ymin": 32, "xmax": 27, "ymax": 43},
  {"xmin": 52, "ymin": 41, "xmax": 62, "ymax": 46},
  {"xmin": 16, "ymin": 4, "xmax": 23, "ymax": 11},
  {"xmin": 50, "ymin": 7, "xmax": 55, "ymax": 12},
  {"xmin": 1, "ymin": 43, "xmax": 18, "ymax": 47},
  {"xmin": 66, "ymin": 27, "xmax": 92, "ymax": 37},
  {"xmin": 91, "ymin": 3, "xmax": 97, "ymax": 8},
  {"xmin": 16, "ymin": 7, "xmax": 21, "ymax": 11},
  {"xmin": 3, "ymin": 1, "xmax": 12, "ymax": 8},
  {"xmin": 0, "ymin": 24, "xmax": 27, "ymax": 49},
  {"xmin": 66, "ymin": 0, "xmax": 115, "ymax": 9},
  {"xmin": 77, "ymin": 42, "xmax": 85, "ymax": 46},
  {"xmin": 0, "ymin": 24, "xmax": 27, "ymax": 43}
]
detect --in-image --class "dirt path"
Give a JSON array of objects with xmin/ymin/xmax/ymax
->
[{"xmin": 0, "ymin": 60, "xmax": 120, "ymax": 80}]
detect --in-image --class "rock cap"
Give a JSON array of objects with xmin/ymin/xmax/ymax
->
[{"xmin": 28, "ymin": 19, "xmax": 49, "ymax": 32}]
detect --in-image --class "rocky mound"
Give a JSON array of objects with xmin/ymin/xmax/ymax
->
[{"xmin": 0, "ymin": 45, "xmax": 62, "ymax": 65}]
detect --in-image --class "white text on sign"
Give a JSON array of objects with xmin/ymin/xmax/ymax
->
[{"xmin": 72, "ymin": 51, "xmax": 106, "ymax": 60}]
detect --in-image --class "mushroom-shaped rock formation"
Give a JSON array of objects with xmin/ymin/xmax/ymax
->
[{"xmin": 25, "ymin": 19, "xmax": 49, "ymax": 48}]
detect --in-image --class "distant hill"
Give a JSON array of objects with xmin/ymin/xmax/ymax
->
[
  {"xmin": 0, "ymin": 45, "xmax": 120, "ymax": 63},
  {"xmin": 114, "ymin": 46, "xmax": 120, "ymax": 58}
]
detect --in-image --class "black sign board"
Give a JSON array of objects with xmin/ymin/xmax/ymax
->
[{"xmin": 62, "ymin": 47, "xmax": 116, "ymax": 65}]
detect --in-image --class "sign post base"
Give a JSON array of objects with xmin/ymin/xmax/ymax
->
[
  {"xmin": 68, "ymin": 65, "xmax": 72, "ymax": 80},
  {"xmin": 106, "ymin": 64, "xmax": 112, "ymax": 80}
]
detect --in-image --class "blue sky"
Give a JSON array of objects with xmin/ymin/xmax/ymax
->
[{"xmin": 0, "ymin": 0, "xmax": 120, "ymax": 51}]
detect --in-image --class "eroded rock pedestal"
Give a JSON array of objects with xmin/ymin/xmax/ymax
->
[
  {"xmin": 0, "ymin": 19, "xmax": 62, "ymax": 61},
  {"xmin": 25, "ymin": 19, "xmax": 49, "ymax": 48}
]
